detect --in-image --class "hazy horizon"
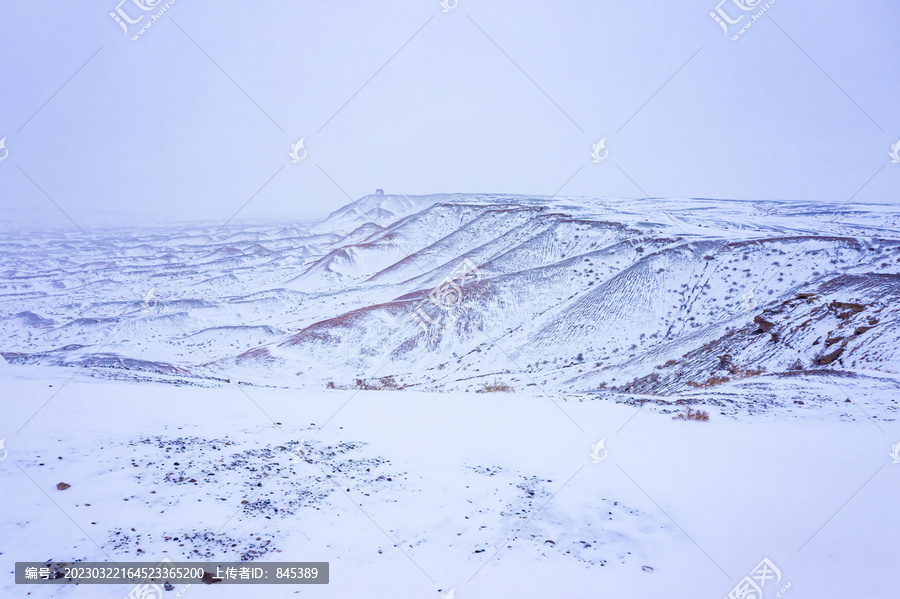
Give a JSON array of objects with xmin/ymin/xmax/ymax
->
[{"xmin": 1, "ymin": 1, "xmax": 898, "ymax": 229}]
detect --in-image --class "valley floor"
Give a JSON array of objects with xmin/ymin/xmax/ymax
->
[{"xmin": 3, "ymin": 365, "xmax": 899, "ymax": 598}]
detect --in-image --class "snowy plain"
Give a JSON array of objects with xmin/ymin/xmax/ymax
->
[
  {"xmin": 4, "ymin": 368, "xmax": 899, "ymax": 598},
  {"xmin": 2, "ymin": 193, "xmax": 900, "ymax": 597}
]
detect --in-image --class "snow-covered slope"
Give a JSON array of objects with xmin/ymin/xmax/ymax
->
[
  {"xmin": 3, "ymin": 194, "xmax": 900, "ymax": 598},
  {"xmin": 1, "ymin": 194, "xmax": 899, "ymax": 403}
]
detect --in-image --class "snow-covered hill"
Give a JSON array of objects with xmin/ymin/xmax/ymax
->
[
  {"xmin": 3, "ymin": 194, "xmax": 900, "ymax": 598},
  {"xmin": 2, "ymin": 193, "xmax": 898, "ymax": 410}
]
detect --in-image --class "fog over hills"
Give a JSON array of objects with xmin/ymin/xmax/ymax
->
[{"xmin": 3, "ymin": 193, "xmax": 899, "ymax": 416}]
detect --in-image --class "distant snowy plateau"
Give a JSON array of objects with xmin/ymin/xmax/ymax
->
[{"xmin": 2, "ymin": 194, "xmax": 899, "ymax": 598}]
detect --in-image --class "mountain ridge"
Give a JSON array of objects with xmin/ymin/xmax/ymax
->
[{"xmin": 1, "ymin": 193, "xmax": 898, "ymax": 412}]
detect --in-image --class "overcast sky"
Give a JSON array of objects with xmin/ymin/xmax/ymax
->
[{"xmin": 0, "ymin": 0, "xmax": 898, "ymax": 228}]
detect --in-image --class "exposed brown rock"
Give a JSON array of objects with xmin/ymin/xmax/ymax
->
[
  {"xmin": 56, "ymin": 482, "xmax": 71, "ymax": 491},
  {"xmin": 753, "ymin": 315, "xmax": 777, "ymax": 332},
  {"xmin": 831, "ymin": 300, "xmax": 865, "ymax": 313},
  {"xmin": 825, "ymin": 335, "xmax": 845, "ymax": 347},
  {"xmin": 818, "ymin": 347, "xmax": 844, "ymax": 365}
]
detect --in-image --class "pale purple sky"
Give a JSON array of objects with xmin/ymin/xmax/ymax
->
[{"xmin": 0, "ymin": 0, "xmax": 898, "ymax": 227}]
